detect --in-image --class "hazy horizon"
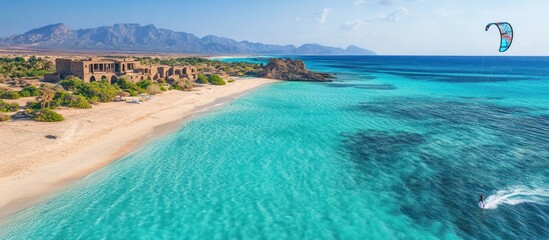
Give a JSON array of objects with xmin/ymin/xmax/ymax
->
[{"xmin": 1, "ymin": 0, "xmax": 548, "ymax": 56}]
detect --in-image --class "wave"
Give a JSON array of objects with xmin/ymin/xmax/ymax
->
[{"xmin": 483, "ymin": 187, "xmax": 549, "ymax": 209}]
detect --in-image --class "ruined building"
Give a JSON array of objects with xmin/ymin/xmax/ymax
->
[{"xmin": 44, "ymin": 57, "xmax": 198, "ymax": 83}]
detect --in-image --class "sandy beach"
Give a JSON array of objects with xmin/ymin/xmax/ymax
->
[{"xmin": 0, "ymin": 77, "xmax": 277, "ymax": 218}]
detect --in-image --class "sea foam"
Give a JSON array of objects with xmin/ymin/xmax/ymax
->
[{"xmin": 483, "ymin": 187, "xmax": 549, "ymax": 209}]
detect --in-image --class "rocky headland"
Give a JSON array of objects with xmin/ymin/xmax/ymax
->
[{"xmin": 260, "ymin": 58, "xmax": 334, "ymax": 82}]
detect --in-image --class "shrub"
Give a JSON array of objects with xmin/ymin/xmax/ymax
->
[
  {"xmin": 87, "ymin": 97, "xmax": 100, "ymax": 105},
  {"xmin": 169, "ymin": 85, "xmax": 183, "ymax": 91},
  {"xmin": 59, "ymin": 77, "xmax": 85, "ymax": 91},
  {"xmin": 167, "ymin": 77, "xmax": 193, "ymax": 91},
  {"xmin": 114, "ymin": 78, "xmax": 145, "ymax": 94},
  {"xmin": 209, "ymin": 75, "xmax": 226, "ymax": 85},
  {"xmin": 31, "ymin": 109, "xmax": 64, "ymax": 122},
  {"xmin": 76, "ymin": 81, "xmax": 118, "ymax": 102},
  {"xmin": 175, "ymin": 79, "xmax": 194, "ymax": 91},
  {"xmin": 159, "ymin": 85, "xmax": 167, "ymax": 91},
  {"xmin": 0, "ymin": 91, "xmax": 20, "ymax": 99},
  {"xmin": 50, "ymin": 91, "xmax": 68, "ymax": 108},
  {"xmin": 136, "ymin": 79, "xmax": 152, "ymax": 90},
  {"xmin": 197, "ymin": 74, "xmax": 209, "ymax": 84},
  {"xmin": 26, "ymin": 101, "xmax": 42, "ymax": 110},
  {"xmin": 127, "ymin": 89, "xmax": 138, "ymax": 96},
  {"xmin": 19, "ymin": 86, "xmax": 40, "ymax": 97},
  {"xmin": 64, "ymin": 94, "xmax": 91, "ymax": 109},
  {"xmin": 0, "ymin": 113, "xmax": 10, "ymax": 122},
  {"xmin": 228, "ymin": 79, "xmax": 235, "ymax": 83},
  {"xmin": 146, "ymin": 84, "xmax": 162, "ymax": 95},
  {"xmin": 19, "ymin": 91, "xmax": 30, "ymax": 97},
  {"xmin": 0, "ymin": 100, "xmax": 19, "ymax": 112}
]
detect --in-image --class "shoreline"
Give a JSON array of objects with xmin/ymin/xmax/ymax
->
[{"xmin": 0, "ymin": 77, "xmax": 278, "ymax": 220}]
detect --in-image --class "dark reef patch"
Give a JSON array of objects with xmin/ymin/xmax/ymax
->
[
  {"xmin": 457, "ymin": 96, "xmax": 505, "ymax": 100},
  {"xmin": 325, "ymin": 83, "xmax": 396, "ymax": 90},
  {"xmin": 371, "ymin": 70, "xmax": 533, "ymax": 82},
  {"xmin": 341, "ymin": 97, "xmax": 549, "ymax": 238}
]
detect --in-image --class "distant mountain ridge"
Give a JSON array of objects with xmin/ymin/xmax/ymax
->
[{"xmin": 0, "ymin": 23, "xmax": 376, "ymax": 55}]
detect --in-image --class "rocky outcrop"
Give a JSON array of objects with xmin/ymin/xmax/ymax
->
[{"xmin": 260, "ymin": 58, "xmax": 334, "ymax": 82}]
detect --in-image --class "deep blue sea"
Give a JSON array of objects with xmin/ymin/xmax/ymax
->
[{"xmin": 2, "ymin": 56, "xmax": 549, "ymax": 239}]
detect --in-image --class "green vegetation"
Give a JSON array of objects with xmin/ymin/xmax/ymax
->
[
  {"xmin": 59, "ymin": 78, "xmax": 118, "ymax": 102},
  {"xmin": 25, "ymin": 101, "xmax": 42, "ymax": 110},
  {"xmin": 0, "ymin": 90, "xmax": 20, "ymax": 99},
  {"xmin": 209, "ymin": 74, "xmax": 226, "ymax": 85},
  {"xmin": 0, "ymin": 85, "xmax": 41, "ymax": 99},
  {"xmin": 136, "ymin": 79, "xmax": 152, "ymax": 90},
  {"xmin": 30, "ymin": 109, "xmax": 64, "ymax": 122},
  {"xmin": 77, "ymin": 81, "xmax": 119, "ymax": 102},
  {"xmin": 0, "ymin": 100, "xmax": 19, "ymax": 112},
  {"xmin": 19, "ymin": 86, "xmax": 41, "ymax": 97},
  {"xmin": 228, "ymin": 79, "xmax": 235, "ymax": 83},
  {"xmin": 113, "ymin": 78, "xmax": 145, "ymax": 96},
  {"xmin": 33, "ymin": 91, "xmax": 92, "ymax": 109},
  {"xmin": 59, "ymin": 76, "xmax": 85, "ymax": 91},
  {"xmin": 197, "ymin": 74, "xmax": 209, "ymax": 84},
  {"xmin": 0, "ymin": 113, "xmax": 10, "ymax": 122},
  {"xmin": 0, "ymin": 56, "xmax": 55, "ymax": 78}
]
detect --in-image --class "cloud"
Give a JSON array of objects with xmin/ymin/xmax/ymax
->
[
  {"xmin": 377, "ymin": 0, "xmax": 393, "ymax": 5},
  {"xmin": 384, "ymin": 7, "xmax": 408, "ymax": 21},
  {"xmin": 316, "ymin": 8, "xmax": 331, "ymax": 24},
  {"xmin": 341, "ymin": 19, "xmax": 370, "ymax": 31},
  {"xmin": 353, "ymin": 0, "xmax": 365, "ymax": 5},
  {"xmin": 341, "ymin": 6, "xmax": 408, "ymax": 30}
]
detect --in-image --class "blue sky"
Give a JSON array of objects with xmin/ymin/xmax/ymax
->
[{"xmin": 1, "ymin": 0, "xmax": 548, "ymax": 55}]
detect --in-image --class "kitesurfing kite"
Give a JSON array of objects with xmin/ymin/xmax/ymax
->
[{"xmin": 485, "ymin": 22, "xmax": 513, "ymax": 52}]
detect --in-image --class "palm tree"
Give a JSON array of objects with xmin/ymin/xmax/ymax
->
[{"xmin": 38, "ymin": 88, "xmax": 55, "ymax": 109}]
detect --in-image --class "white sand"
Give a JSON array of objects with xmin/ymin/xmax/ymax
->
[{"xmin": 0, "ymin": 77, "xmax": 277, "ymax": 218}]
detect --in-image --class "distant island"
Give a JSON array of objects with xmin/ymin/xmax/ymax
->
[{"xmin": 0, "ymin": 23, "xmax": 376, "ymax": 55}]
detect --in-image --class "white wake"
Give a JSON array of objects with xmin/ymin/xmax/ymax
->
[{"xmin": 483, "ymin": 187, "xmax": 549, "ymax": 209}]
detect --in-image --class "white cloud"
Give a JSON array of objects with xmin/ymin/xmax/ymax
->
[
  {"xmin": 316, "ymin": 8, "xmax": 331, "ymax": 24},
  {"xmin": 341, "ymin": 19, "xmax": 370, "ymax": 30},
  {"xmin": 353, "ymin": 0, "xmax": 365, "ymax": 5},
  {"xmin": 377, "ymin": 0, "xmax": 393, "ymax": 5},
  {"xmin": 384, "ymin": 7, "xmax": 408, "ymax": 21}
]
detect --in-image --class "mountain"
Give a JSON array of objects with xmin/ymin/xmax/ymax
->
[{"xmin": 0, "ymin": 23, "xmax": 375, "ymax": 55}]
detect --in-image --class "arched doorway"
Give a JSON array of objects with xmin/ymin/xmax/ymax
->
[
  {"xmin": 101, "ymin": 75, "xmax": 107, "ymax": 82},
  {"xmin": 90, "ymin": 76, "xmax": 96, "ymax": 82},
  {"xmin": 111, "ymin": 76, "xmax": 118, "ymax": 84}
]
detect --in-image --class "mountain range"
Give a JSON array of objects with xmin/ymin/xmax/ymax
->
[{"xmin": 0, "ymin": 23, "xmax": 375, "ymax": 55}]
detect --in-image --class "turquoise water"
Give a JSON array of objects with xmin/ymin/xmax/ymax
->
[{"xmin": 2, "ymin": 56, "xmax": 549, "ymax": 239}]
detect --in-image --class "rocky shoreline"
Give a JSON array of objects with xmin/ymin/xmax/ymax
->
[{"xmin": 260, "ymin": 58, "xmax": 334, "ymax": 82}]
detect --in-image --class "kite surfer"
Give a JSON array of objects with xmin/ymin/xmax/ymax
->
[
  {"xmin": 485, "ymin": 22, "xmax": 513, "ymax": 52},
  {"xmin": 478, "ymin": 194, "xmax": 485, "ymax": 208}
]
